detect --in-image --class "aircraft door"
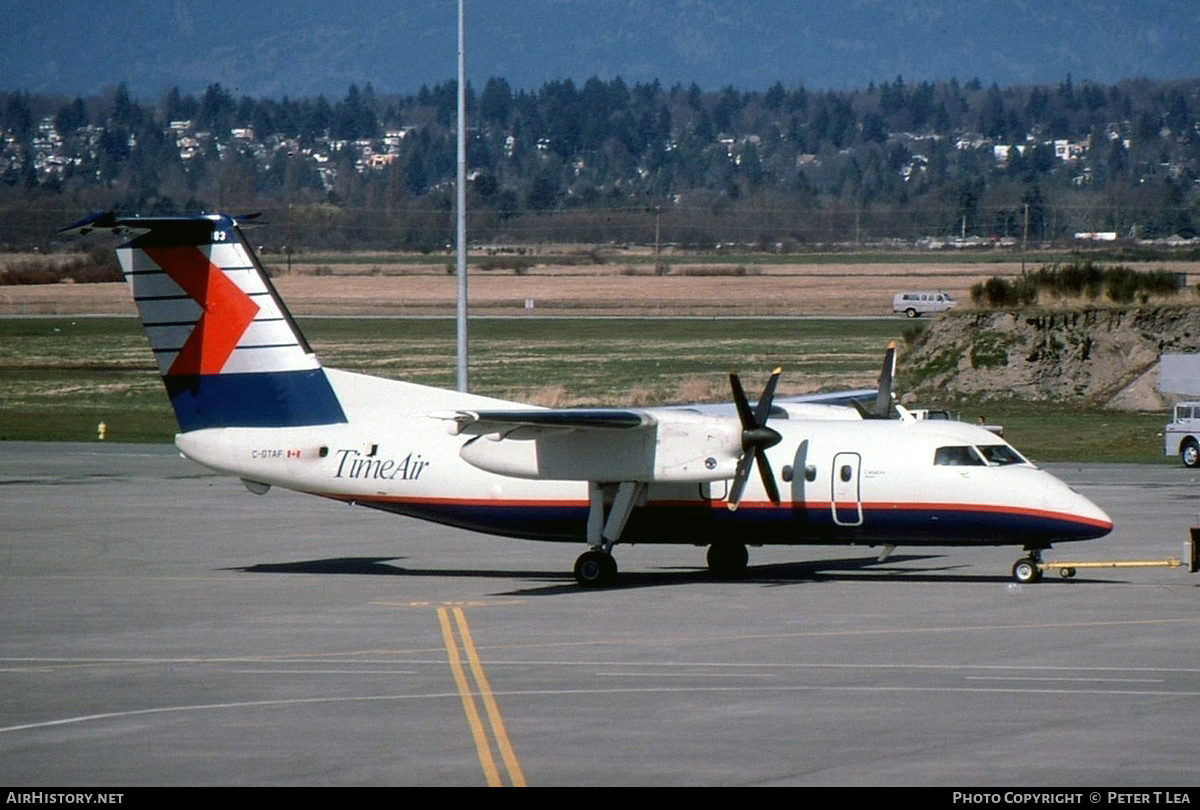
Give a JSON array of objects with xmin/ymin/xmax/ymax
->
[{"xmin": 831, "ymin": 452, "xmax": 863, "ymax": 526}]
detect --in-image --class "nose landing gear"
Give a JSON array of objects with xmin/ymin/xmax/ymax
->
[{"xmin": 1012, "ymin": 548, "xmax": 1046, "ymax": 583}]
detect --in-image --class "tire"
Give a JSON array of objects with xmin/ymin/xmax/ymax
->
[
  {"xmin": 706, "ymin": 542, "xmax": 749, "ymax": 579},
  {"xmin": 574, "ymin": 550, "xmax": 618, "ymax": 588},
  {"xmin": 905, "ymin": 308, "xmax": 918, "ymax": 318},
  {"xmin": 1012, "ymin": 557, "xmax": 1042, "ymax": 584},
  {"xmin": 1182, "ymin": 440, "xmax": 1200, "ymax": 468}
]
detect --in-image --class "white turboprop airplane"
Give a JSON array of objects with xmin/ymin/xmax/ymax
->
[{"xmin": 64, "ymin": 212, "xmax": 1113, "ymax": 587}]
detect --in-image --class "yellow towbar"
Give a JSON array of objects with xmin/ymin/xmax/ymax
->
[{"xmin": 1040, "ymin": 533, "xmax": 1200, "ymax": 579}]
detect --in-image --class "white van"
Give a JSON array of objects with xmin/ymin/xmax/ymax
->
[
  {"xmin": 1165, "ymin": 402, "xmax": 1200, "ymax": 467},
  {"xmin": 893, "ymin": 291, "xmax": 956, "ymax": 318}
]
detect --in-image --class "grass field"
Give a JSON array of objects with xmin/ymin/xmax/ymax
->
[{"xmin": 0, "ymin": 315, "xmax": 1169, "ymax": 462}]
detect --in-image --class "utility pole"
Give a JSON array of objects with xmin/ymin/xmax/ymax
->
[
  {"xmin": 1021, "ymin": 203, "xmax": 1029, "ymax": 275},
  {"xmin": 285, "ymin": 203, "xmax": 293, "ymax": 275},
  {"xmin": 654, "ymin": 206, "xmax": 661, "ymax": 267},
  {"xmin": 455, "ymin": 0, "xmax": 469, "ymax": 392}
]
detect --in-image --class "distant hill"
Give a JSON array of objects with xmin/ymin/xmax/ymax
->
[{"xmin": 2, "ymin": 0, "xmax": 1197, "ymax": 99}]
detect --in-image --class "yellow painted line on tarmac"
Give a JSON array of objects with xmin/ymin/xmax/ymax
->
[
  {"xmin": 452, "ymin": 607, "xmax": 527, "ymax": 787},
  {"xmin": 373, "ymin": 599, "xmax": 526, "ymax": 609},
  {"xmin": 437, "ymin": 606, "xmax": 526, "ymax": 787}
]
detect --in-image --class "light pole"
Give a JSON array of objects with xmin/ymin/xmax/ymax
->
[{"xmin": 455, "ymin": 0, "xmax": 469, "ymax": 392}]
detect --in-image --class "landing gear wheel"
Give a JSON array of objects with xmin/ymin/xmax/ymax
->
[
  {"xmin": 1012, "ymin": 557, "xmax": 1042, "ymax": 584},
  {"xmin": 574, "ymin": 550, "xmax": 618, "ymax": 588},
  {"xmin": 707, "ymin": 542, "xmax": 749, "ymax": 579},
  {"xmin": 1182, "ymin": 441, "xmax": 1200, "ymax": 468},
  {"xmin": 1059, "ymin": 567, "xmax": 1077, "ymax": 579}
]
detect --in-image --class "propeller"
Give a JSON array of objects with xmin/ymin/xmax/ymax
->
[
  {"xmin": 727, "ymin": 367, "xmax": 783, "ymax": 511},
  {"xmin": 851, "ymin": 341, "xmax": 897, "ymax": 419}
]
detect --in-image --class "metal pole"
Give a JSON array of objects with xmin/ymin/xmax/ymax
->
[
  {"xmin": 1021, "ymin": 203, "xmax": 1029, "ymax": 276},
  {"xmin": 455, "ymin": 0, "xmax": 469, "ymax": 392}
]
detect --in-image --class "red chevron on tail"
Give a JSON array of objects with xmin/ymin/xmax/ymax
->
[{"xmin": 142, "ymin": 246, "xmax": 260, "ymax": 375}]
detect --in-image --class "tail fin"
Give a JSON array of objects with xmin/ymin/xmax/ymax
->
[{"xmin": 63, "ymin": 212, "xmax": 347, "ymax": 432}]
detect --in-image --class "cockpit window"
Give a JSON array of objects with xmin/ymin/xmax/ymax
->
[
  {"xmin": 977, "ymin": 444, "xmax": 1027, "ymax": 465},
  {"xmin": 934, "ymin": 446, "xmax": 986, "ymax": 466}
]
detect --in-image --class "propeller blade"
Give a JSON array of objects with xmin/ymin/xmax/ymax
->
[
  {"xmin": 729, "ymin": 371, "xmax": 755, "ymax": 429},
  {"xmin": 872, "ymin": 342, "xmax": 897, "ymax": 418},
  {"xmin": 754, "ymin": 367, "xmax": 782, "ymax": 425},
  {"xmin": 852, "ymin": 343, "xmax": 899, "ymax": 420},
  {"xmin": 727, "ymin": 452, "xmax": 755, "ymax": 511},
  {"xmin": 755, "ymin": 447, "xmax": 781, "ymax": 504}
]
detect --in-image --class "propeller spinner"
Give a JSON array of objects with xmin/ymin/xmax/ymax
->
[{"xmin": 727, "ymin": 367, "xmax": 783, "ymax": 511}]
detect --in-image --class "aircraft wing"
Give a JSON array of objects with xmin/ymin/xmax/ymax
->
[
  {"xmin": 437, "ymin": 377, "xmax": 871, "ymax": 489},
  {"xmin": 666, "ymin": 388, "xmax": 877, "ymax": 420},
  {"xmin": 778, "ymin": 388, "xmax": 879, "ymax": 408}
]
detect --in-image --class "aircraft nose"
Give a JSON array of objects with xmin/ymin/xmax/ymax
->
[
  {"xmin": 1071, "ymin": 492, "xmax": 1112, "ymax": 538},
  {"xmin": 1047, "ymin": 475, "xmax": 1113, "ymax": 539}
]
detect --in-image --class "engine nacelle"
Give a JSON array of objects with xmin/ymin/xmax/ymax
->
[{"xmin": 459, "ymin": 411, "xmax": 742, "ymax": 482}]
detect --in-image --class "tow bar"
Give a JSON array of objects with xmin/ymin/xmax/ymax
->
[{"xmin": 1040, "ymin": 531, "xmax": 1200, "ymax": 579}]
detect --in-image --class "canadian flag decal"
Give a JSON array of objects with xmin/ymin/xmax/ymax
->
[{"xmin": 143, "ymin": 246, "xmax": 260, "ymax": 375}]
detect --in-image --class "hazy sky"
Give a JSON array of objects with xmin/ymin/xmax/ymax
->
[{"xmin": 3, "ymin": 0, "xmax": 1197, "ymax": 98}]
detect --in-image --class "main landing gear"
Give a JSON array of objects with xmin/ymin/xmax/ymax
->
[
  {"xmin": 707, "ymin": 542, "xmax": 749, "ymax": 579},
  {"xmin": 574, "ymin": 549, "xmax": 618, "ymax": 588},
  {"xmin": 574, "ymin": 542, "xmax": 752, "ymax": 586},
  {"xmin": 574, "ymin": 481, "xmax": 642, "ymax": 588}
]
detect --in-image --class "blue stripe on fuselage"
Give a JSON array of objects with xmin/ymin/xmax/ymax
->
[{"xmin": 341, "ymin": 498, "xmax": 1109, "ymax": 546}]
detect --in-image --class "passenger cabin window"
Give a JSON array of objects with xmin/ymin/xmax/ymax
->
[{"xmin": 934, "ymin": 446, "xmax": 985, "ymax": 466}]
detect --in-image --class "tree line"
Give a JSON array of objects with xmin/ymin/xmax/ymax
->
[{"xmin": 1, "ymin": 74, "xmax": 1197, "ymax": 251}]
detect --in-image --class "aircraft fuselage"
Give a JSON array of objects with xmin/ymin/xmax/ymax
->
[{"xmin": 175, "ymin": 377, "xmax": 1111, "ymax": 551}]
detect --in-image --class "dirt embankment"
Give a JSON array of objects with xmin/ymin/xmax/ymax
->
[{"xmin": 902, "ymin": 305, "xmax": 1200, "ymax": 410}]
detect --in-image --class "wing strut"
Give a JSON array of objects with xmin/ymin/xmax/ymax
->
[{"xmin": 586, "ymin": 481, "xmax": 644, "ymax": 553}]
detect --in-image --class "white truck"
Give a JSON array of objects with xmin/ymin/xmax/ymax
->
[
  {"xmin": 1165, "ymin": 402, "xmax": 1200, "ymax": 467},
  {"xmin": 893, "ymin": 291, "xmax": 956, "ymax": 318}
]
